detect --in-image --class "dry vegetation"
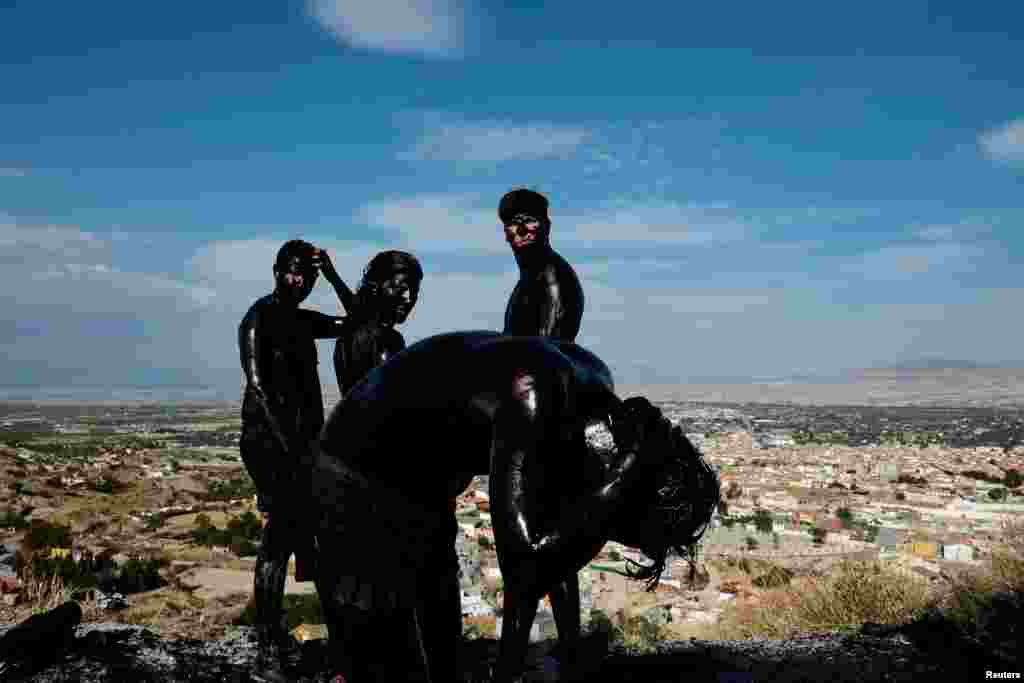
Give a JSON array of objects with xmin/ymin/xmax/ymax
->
[{"xmin": 705, "ymin": 520, "xmax": 1024, "ymax": 642}]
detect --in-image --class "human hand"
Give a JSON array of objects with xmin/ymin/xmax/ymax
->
[{"xmin": 313, "ymin": 248, "xmax": 339, "ymax": 282}]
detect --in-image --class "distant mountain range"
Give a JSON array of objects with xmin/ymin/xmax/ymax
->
[{"xmin": 863, "ymin": 359, "xmax": 1011, "ymax": 371}]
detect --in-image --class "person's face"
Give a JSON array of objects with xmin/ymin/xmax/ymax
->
[
  {"xmin": 274, "ymin": 256, "xmax": 318, "ymax": 304},
  {"xmin": 502, "ymin": 213, "xmax": 548, "ymax": 251},
  {"xmin": 378, "ymin": 270, "xmax": 420, "ymax": 324}
]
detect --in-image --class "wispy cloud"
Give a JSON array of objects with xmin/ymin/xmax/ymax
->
[
  {"xmin": 357, "ymin": 194, "xmax": 748, "ymax": 252},
  {"xmin": 978, "ymin": 118, "xmax": 1024, "ymax": 164},
  {"xmin": 914, "ymin": 225, "xmax": 957, "ymax": 242},
  {"xmin": 840, "ymin": 242, "xmax": 981, "ymax": 281},
  {"xmin": 307, "ymin": 0, "xmax": 465, "ymax": 58},
  {"xmin": 561, "ymin": 201, "xmax": 746, "ymax": 246},
  {"xmin": 400, "ymin": 116, "xmax": 590, "ymax": 163}
]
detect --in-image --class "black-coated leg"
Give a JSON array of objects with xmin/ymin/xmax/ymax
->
[
  {"xmin": 548, "ymin": 573, "xmax": 582, "ymax": 679},
  {"xmin": 493, "ymin": 589, "xmax": 538, "ymax": 683}
]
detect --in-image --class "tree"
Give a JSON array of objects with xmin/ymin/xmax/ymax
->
[
  {"xmin": 988, "ymin": 487, "xmax": 1008, "ymax": 502},
  {"xmin": 754, "ymin": 509, "xmax": 773, "ymax": 535},
  {"xmin": 745, "ymin": 536, "xmax": 759, "ymax": 551},
  {"xmin": 836, "ymin": 507, "xmax": 853, "ymax": 529},
  {"xmin": 1005, "ymin": 470, "xmax": 1023, "ymax": 489}
]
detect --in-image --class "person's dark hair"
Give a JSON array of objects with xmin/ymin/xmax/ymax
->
[
  {"xmin": 347, "ymin": 250, "xmax": 423, "ymax": 321},
  {"xmin": 498, "ymin": 188, "xmax": 549, "ymax": 224},
  {"xmin": 615, "ymin": 399, "xmax": 720, "ymax": 590},
  {"xmin": 275, "ymin": 240, "xmax": 316, "ymax": 270}
]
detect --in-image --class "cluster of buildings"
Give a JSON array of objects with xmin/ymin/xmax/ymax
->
[{"xmin": 693, "ymin": 425, "xmax": 1023, "ymax": 566}]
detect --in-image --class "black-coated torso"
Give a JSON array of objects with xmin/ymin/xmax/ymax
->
[
  {"xmin": 239, "ymin": 294, "xmax": 325, "ymax": 444},
  {"xmin": 319, "ymin": 331, "xmax": 615, "ymax": 507},
  {"xmin": 332, "ymin": 321, "xmax": 406, "ymax": 397},
  {"xmin": 503, "ymin": 248, "xmax": 584, "ymax": 342}
]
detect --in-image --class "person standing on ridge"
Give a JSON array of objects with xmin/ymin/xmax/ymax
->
[
  {"xmin": 500, "ymin": 188, "xmax": 584, "ymax": 342},
  {"xmin": 237, "ymin": 239, "xmax": 349, "ymax": 666},
  {"xmin": 332, "ymin": 250, "xmax": 423, "ymax": 398}
]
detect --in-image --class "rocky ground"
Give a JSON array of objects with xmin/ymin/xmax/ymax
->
[{"xmin": 0, "ymin": 617, "xmax": 1008, "ymax": 683}]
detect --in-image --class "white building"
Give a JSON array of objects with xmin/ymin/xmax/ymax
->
[{"xmin": 942, "ymin": 543, "xmax": 975, "ymax": 562}]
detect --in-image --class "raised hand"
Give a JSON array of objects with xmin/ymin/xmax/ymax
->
[{"xmin": 313, "ymin": 248, "xmax": 340, "ymax": 283}]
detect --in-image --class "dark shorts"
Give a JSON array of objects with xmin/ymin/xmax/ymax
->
[
  {"xmin": 312, "ymin": 455, "xmax": 457, "ymax": 613},
  {"xmin": 241, "ymin": 422, "xmax": 313, "ymax": 515}
]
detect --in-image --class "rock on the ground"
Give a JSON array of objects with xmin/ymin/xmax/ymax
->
[{"xmin": 0, "ymin": 618, "xmax": 1009, "ymax": 683}]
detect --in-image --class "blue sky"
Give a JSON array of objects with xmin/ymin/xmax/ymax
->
[{"xmin": 1, "ymin": 1, "xmax": 1022, "ymax": 395}]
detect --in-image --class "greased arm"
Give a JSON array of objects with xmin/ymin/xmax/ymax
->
[
  {"xmin": 536, "ymin": 265, "xmax": 565, "ymax": 338},
  {"xmin": 238, "ymin": 310, "xmax": 291, "ymax": 456},
  {"xmin": 299, "ymin": 309, "xmax": 347, "ymax": 339},
  {"xmin": 314, "ymin": 248, "xmax": 356, "ymax": 314}
]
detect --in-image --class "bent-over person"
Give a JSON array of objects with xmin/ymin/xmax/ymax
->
[{"xmin": 311, "ymin": 331, "xmax": 719, "ymax": 682}]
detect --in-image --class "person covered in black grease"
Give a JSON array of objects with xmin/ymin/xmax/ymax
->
[
  {"xmin": 499, "ymin": 188, "xmax": 584, "ymax": 342},
  {"xmin": 332, "ymin": 250, "xmax": 423, "ymax": 398},
  {"xmin": 312, "ymin": 331, "xmax": 719, "ymax": 683},
  {"xmin": 237, "ymin": 239, "xmax": 350, "ymax": 665}
]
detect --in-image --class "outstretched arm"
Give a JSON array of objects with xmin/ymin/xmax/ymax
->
[
  {"xmin": 238, "ymin": 312, "xmax": 291, "ymax": 456},
  {"xmin": 536, "ymin": 267, "xmax": 565, "ymax": 338},
  {"xmin": 314, "ymin": 248, "xmax": 356, "ymax": 314},
  {"xmin": 492, "ymin": 394, "xmax": 668, "ymax": 585},
  {"xmin": 299, "ymin": 309, "xmax": 346, "ymax": 339}
]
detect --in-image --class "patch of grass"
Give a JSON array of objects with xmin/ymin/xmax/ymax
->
[
  {"xmin": 0, "ymin": 506, "xmax": 31, "ymax": 529},
  {"xmin": 22, "ymin": 518, "xmax": 73, "ymax": 552},
  {"xmin": 203, "ymin": 473, "xmax": 256, "ymax": 502},
  {"xmin": 715, "ymin": 560, "xmax": 931, "ymax": 639},
  {"xmin": 235, "ymin": 593, "xmax": 323, "ymax": 630},
  {"xmin": 189, "ymin": 511, "xmax": 262, "ymax": 557}
]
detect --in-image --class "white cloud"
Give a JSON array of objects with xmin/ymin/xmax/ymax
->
[
  {"xmin": 357, "ymin": 194, "xmax": 747, "ymax": 252},
  {"xmin": 307, "ymin": 0, "xmax": 464, "ymax": 58},
  {"xmin": 560, "ymin": 202, "xmax": 746, "ymax": 246},
  {"xmin": 358, "ymin": 194, "xmax": 497, "ymax": 251},
  {"xmin": 840, "ymin": 243, "xmax": 980, "ymax": 281},
  {"xmin": 914, "ymin": 225, "xmax": 957, "ymax": 242},
  {"xmin": 979, "ymin": 118, "xmax": 1024, "ymax": 163},
  {"xmin": 401, "ymin": 117, "xmax": 590, "ymax": 163},
  {"xmin": 0, "ymin": 168, "xmax": 27, "ymax": 178}
]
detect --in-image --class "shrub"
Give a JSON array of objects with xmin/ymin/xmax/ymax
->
[
  {"xmin": 117, "ymin": 556, "xmax": 165, "ymax": 594},
  {"xmin": 28, "ymin": 555, "xmax": 96, "ymax": 591},
  {"xmin": 190, "ymin": 512, "xmax": 263, "ymax": 556},
  {"xmin": 717, "ymin": 560, "xmax": 930, "ymax": 639},
  {"xmin": 230, "ymin": 536, "xmax": 259, "ymax": 557},
  {"xmin": 204, "ymin": 474, "xmax": 257, "ymax": 502},
  {"xmin": 22, "ymin": 519, "xmax": 72, "ymax": 552},
  {"xmin": 753, "ymin": 565, "xmax": 793, "ymax": 588},
  {"xmin": 0, "ymin": 507, "xmax": 30, "ymax": 530},
  {"xmin": 754, "ymin": 509, "xmax": 773, "ymax": 535},
  {"xmin": 143, "ymin": 513, "xmax": 165, "ymax": 532}
]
